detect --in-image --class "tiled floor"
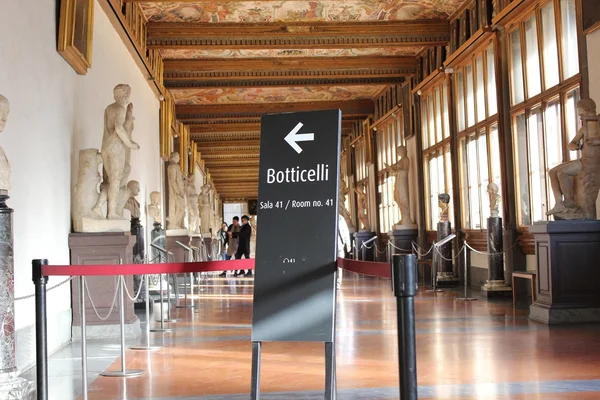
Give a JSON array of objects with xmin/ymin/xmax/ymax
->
[{"xmin": 23, "ymin": 274, "xmax": 600, "ymax": 399}]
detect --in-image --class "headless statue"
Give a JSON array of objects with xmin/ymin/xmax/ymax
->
[
  {"xmin": 0, "ymin": 95, "xmax": 11, "ymax": 193},
  {"xmin": 547, "ymin": 99, "xmax": 598, "ymax": 216},
  {"xmin": 384, "ymin": 145, "xmax": 414, "ymax": 227},
  {"xmin": 93, "ymin": 85, "xmax": 139, "ymax": 219}
]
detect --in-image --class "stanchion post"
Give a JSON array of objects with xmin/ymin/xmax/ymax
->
[
  {"xmin": 391, "ymin": 254, "xmax": 418, "ymax": 400},
  {"xmin": 80, "ymin": 276, "xmax": 88, "ymax": 400},
  {"xmin": 456, "ymin": 244, "xmax": 477, "ymax": 302},
  {"xmin": 100, "ymin": 276, "xmax": 144, "ymax": 378},
  {"xmin": 131, "ymin": 274, "xmax": 162, "ymax": 350},
  {"xmin": 32, "ymin": 259, "xmax": 49, "ymax": 400},
  {"xmin": 175, "ymin": 241, "xmax": 196, "ymax": 309}
]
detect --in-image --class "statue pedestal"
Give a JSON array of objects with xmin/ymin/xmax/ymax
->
[
  {"xmin": 0, "ymin": 194, "xmax": 35, "ymax": 399},
  {"xmin": 354, "ymin": 231, "xmax": 376, "ymax": 261},
  {"xmin": 130, "ymin": 218, "xmax": 144, "ymax": 262},
  {"xmin": 69, "ymin": 232, "xmax": 139, "ymax": 341},
  {"xmin": 80, "ymin": 217, "xmax": 130, "ymax": 233},
  {"xmin": 388, "ymin": 228, "xmax": 418, "ymax": 254},
  {"xmin": 437, "ymin": 221, "xmax": 459, "ymax": 285},
  {"xmin": 481, "ymin": 217, "xmax": 511, "ymax": 298},
  {"xmin": 166, "ymin": 235, "xmax": 190, "ymax": 262},
  {"xmin": 529, "ymin": 221, "xmax": 600, "ymax": 324}
]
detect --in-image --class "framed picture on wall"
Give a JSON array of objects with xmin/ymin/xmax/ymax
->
[{"xmin": 58, "ymin": 0, "xmax": 94, "ymax": 75}]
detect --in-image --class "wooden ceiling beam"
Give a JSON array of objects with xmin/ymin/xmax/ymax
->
[
  {"xmin": 147, "ymin": 21, "xmax": 449, "ymax": 49},
  {"xmin": 190, "ymin": 123, "xmax": 260, "ymax": 133},
  {"xmin": 196, "ymin": 140, "xmax": 261, "ymax": 148},
  {"xmin": 165, "ymin": 77, "xmax": 406, "ymax": 89},
  {"xmin": 201, "ymin": 151, "xmax": 260, "ymax": 158},
  {"xmin": 177, "ymin": 99, "xmax": 374, "ymax": 116}
]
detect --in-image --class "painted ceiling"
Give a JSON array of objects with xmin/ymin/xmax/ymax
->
[
  {"xmin": 141, "ymin": 0, "xmax": 463, "ymax": 23},
  {"xmin": 171, "ymin": 85, "xmax": 387, "ymax": 105},
  {"xmin": 160, "ymin": 47, "xmax": 422, "ymax": 59}
]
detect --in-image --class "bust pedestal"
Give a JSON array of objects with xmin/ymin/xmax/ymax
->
[
  {"xmin": 481, "ymin": 217, "xmax": 512, "ymax": 298},
  {"xmin": 0, "ymin": 193, "xmax": 35, "ymax": 398},
  {"xmin": 165, "ymin": 233, "xmax": 190, "ymax": 262},
  {"xmin": 529, "ymin": 221, "xmax": 600, "ymax": 324},
  {"xmin": 354, "ymin": 231, "xmax": 376, "ymax": 261},
  {"xmin": 436, "ymin": 221, "xmax": 459, "ymax": 285},
  {"xmin": 69, "ymin": 232, "xmax": 139, "ymax": 341},
  {"xmin": 388, "ymin": 228, "xmax": 418, "ymax": 256}
]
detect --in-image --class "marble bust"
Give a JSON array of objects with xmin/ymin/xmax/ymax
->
[
  {"xmin": 100, "ymin": 84, "xmax": 139, "ymax": 219},
  {"xmin": 488, "ymin": 183, "xmax": 501, "ymax": 218},
  {"xmin": 439, "ymin": 193, "xmax": 450, "ymax": 223},
  {"xmin": 385, "ymin": 145, "xmax": 415, "ymax": 228},
  {"xmin": 124, "ymin": 180, "xmax": 141, "ymax": 219},
  {"xmin": 0, "ymin": 95, "xmax": 11, "ymax": 193},
  {"xmin": 147, "ymin": 191, "xmax": 162, "ymax": 224}
]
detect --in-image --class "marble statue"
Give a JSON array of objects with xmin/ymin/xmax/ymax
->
[
  {"xmin": 547, "ymin": 98, "xmax": 600, "ymax": 219},
  {"xmin": 167, "ymin": 152, "xmax": 186, "ymax": 230},
  {"xmin": 98, "ymin": 84, "xmax": 139, "ymax": 219},
  {"xmin": 354, "ymin": 183, "xmax": 370, "ymax": 231},
  {"xmin": 73, "ymin": 149, "xmax": 104, "ymax": 232},
  {"xmin": 250, "ymin": 215, "xmax": 257, "ymax": 233},
  {"xmin": 147, "ymin": 191, "xmax": 162, "ymax": 224},
  {"xmin": 439, "ymin": 193, "xmax": 450, "ymax": 222},
  {"xmin": 0, "ymin": 95, "xmax": 11, "ymax": 193},
  {"xmin": 124, "ymin": 180, "xmax": 141, "ymax": 219},
  {"xmin": 488, "ymin": 183, "xmax": 500, "ymax": 218},
  {"xmin": 385, "ymin": 145, "xmax": 415, "ymax": 228},
  {"xmin": 199, "ymin": 182, "xmax": 213, "ymax": 234},
  {"xmin": 339, "ymin": 176, "xmax": 355, "ymax": 231},
  {"xmin": 186, "ymin": 174, "xmax": 200, "ymax": 234}
]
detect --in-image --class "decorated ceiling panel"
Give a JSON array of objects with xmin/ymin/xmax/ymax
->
[
  {"xmin": 141, "ymin": 0, "xmax": 464, "ymax": 23},
  {"xmin": 171, "ymin": 85, "xmax": 386, "ymax": 105},
  {"xmin": 160, "ymin": 47, "xmax": 422, "ymax": 59}
]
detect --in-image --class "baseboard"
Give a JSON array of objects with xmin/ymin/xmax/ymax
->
[{"xmin": 16, "ymin": 308, "xmax": 72, "ymax": 373}]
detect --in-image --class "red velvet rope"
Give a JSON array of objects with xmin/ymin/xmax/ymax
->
[{"xmin": 40, "ymin": 258, "xmax": 391, "ymax": 278}]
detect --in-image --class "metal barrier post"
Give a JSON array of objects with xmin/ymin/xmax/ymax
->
[
  {"xmin": 175, "ymin": 241, "xmax": 195, "ymax": 309},
  {"xmin": 80, "ymin": 276, "xmax": 88, "ymax": 400},
  {"xmin": 391, "ymin": 254, "xmax": 418, "ymax": 400},
  {"xmin": 100, "ymin": 276, "xmax": 144, "ymax": 378},
  {"xmin": 131, "ymin": 274, "xmax": 163, "ymax": 349},
  {"xmin": 455, "ymin": 245, "xmax": 477, "ymax": 302},
  {"xmin": 150, "ymin": 273, "xmax": 175, "ymax": 333},
  {"xmin": 426, "ymin": 244, "xmax": 443, "ymax": 293},
  {"xmin": 32, "ymin": 259, "xmax": 49, "ymax": 400}
]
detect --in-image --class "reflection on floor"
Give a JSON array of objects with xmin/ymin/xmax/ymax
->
[{"xmin": 22, "ymin": 274, "xmax": 600, "ymax": 399}]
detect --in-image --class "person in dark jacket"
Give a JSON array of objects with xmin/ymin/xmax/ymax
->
[{"xmin": 232, "ymin": 215, "xmax": 252, "ymax": 277}]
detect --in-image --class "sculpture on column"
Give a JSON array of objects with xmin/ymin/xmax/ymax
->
[
  {"xmin": 385, "ymin": 145, "xmax": 415, "ymax": 228},
  {"xmin": 547, "ymin": 98, "xmax": 600, "ymax": 220},
  {"xmin": 186, "ymin": 174, "xmax": 200, "ymax": 234},
  {"xmin": 167, "ymin": 152, "xmax": 186, "ymax": 230},
  {"xmin": 0, "ymin": 94, "xmax": 36, "ymax": 398},
  {"xmin": 96, "ymin": 84, "xmax": 139, "ymax": 220},
  {"xmin": 354, "ymin": 183, "xmax": 370, "ymax": 231},
  {"xmin": 488, "ymin": 183, "xmax": 501, "ymax": 218},
  {"xmin": 339, "ymin": 176, "xmax": 355, "ymax": 232},
  {"xmin": 0, "ymin": 95, "xmax": 11, "ymax": 194},
  {"xmin": 439, "ymin": 193, "xmax": 450, "ymax": 222}
]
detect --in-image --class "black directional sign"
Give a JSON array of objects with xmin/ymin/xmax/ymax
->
[{"xmin": 252, "ymin": 109, "xmax": 341, "ymax": 342}]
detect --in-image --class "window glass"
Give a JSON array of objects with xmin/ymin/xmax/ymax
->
[
  {"xmin": 428, "ymin": 155, "xmax": 440, "ymax": 228},
  {"xmin": 514, "ymin": 113, "xmax": 531, "ymax": 225},
  {"xmin": 478, "ymin": 133, "xmax": 490, "ymax": 225},
  {"xmin": 527, "ymin": 108, "xmax": 546, "ymax": 221},
  {"xmin": 541, "ymin": 2, "xmax": 559, "ymax": 89},
  {"xmin": 444, "ymin": 146, "xmax": 454, "ymax": 225},
  {"xmin": 435, "ymin": 87, "xmax": 443, "ymax": 143},
  {"xmin": 428, "ymin": 94, "xmax": 436, "ymax": 146},
  {"xmin": 442, "ymin": 83, "xmax": 450, "ymax": 138},
  {"xmin": 459, "ymin": 138, "xmax": 471, "ymax": 228},
  {"xmin": 476, "ymin": 55, "xmax": 486, "ymax": 122},
  {"xmin": 467, "ymin": 136, "xmax": 481, "ymax": 228},
  {"xmin": 544, "ymin": 98, "xmax": 563, "ymax": 214},
  {"xmin": 466, "ymin": 64, "xmax": 476, "ymax": 127},
  {"xmin": 510, "ymin": 28, "xmax": 525, "ymax": 105},
  {"xmin": 422, "ymin": 100, "xmax": 429, "ymax": 149},
  {"xmin": 486, "ymin": 47, "xmax": 498, "ymax": 116},
  {"xmin": 456, "ymin": 71, "xmax": 466, "ymax": 131},
  {"xmin": 525, "ymin": 16, "xmax": 542, "ymax": 98},
  {"xmin": 565, "ymin": 87, "xmax": 581, "ymax": 161},
  {"xmin": 561, "ymin": 0, "xmax": 579, "ymax": 79}
]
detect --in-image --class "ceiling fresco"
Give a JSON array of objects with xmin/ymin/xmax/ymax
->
[
  {"xmin": 141, "ymin": 0, "xmax": 464, "ymax": 23},
  {"xmin": 171, "ymin": 85, "xmax": 387, "ymax": 105},
  {"xmin": 160, "ymin": 47, "xmax": 423, "ymax": 59}
]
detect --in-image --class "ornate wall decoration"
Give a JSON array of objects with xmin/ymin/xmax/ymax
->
[
  {"xmin": 160, "ymin": 47, "xmax": 424, "ymax": 59},
  {"xmin": 58, "ymin": 0, "xmax": 94, "ymax": 75}
]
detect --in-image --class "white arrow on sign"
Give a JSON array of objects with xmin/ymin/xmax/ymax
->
[{"xmin": 284, "ymin": 122, "xmax": 314, "ymax": 154}]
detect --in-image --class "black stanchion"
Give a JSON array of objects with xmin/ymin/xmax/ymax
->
[
  {"xmin": 32, "ymin": 259, "xmax": 49, "ymax": 400},
  {"xmin": 391, "ymin": 254, "xmax": 418, "ymax": 400}
]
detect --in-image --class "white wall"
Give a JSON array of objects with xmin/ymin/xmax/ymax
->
[
  {"xmin": 587, "ymin": 30, "xmax": 600, "ymax": 102},
  {"xmin": 0, "ymin": 0, "xmax": 161, "ymax": 371}
]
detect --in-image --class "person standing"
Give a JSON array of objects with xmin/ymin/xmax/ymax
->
[
  {"xmin": 220, "ymin": 217, "xmax": 240, "ymax": 278},
  {"xmin": 232, "ymin": 215, "xmax": 252, "ymax": 277}
]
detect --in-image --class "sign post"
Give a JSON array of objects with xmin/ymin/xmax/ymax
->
[{"xmin": 251, "ymin": 109, "xmax": 341, "ymax": 400}]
